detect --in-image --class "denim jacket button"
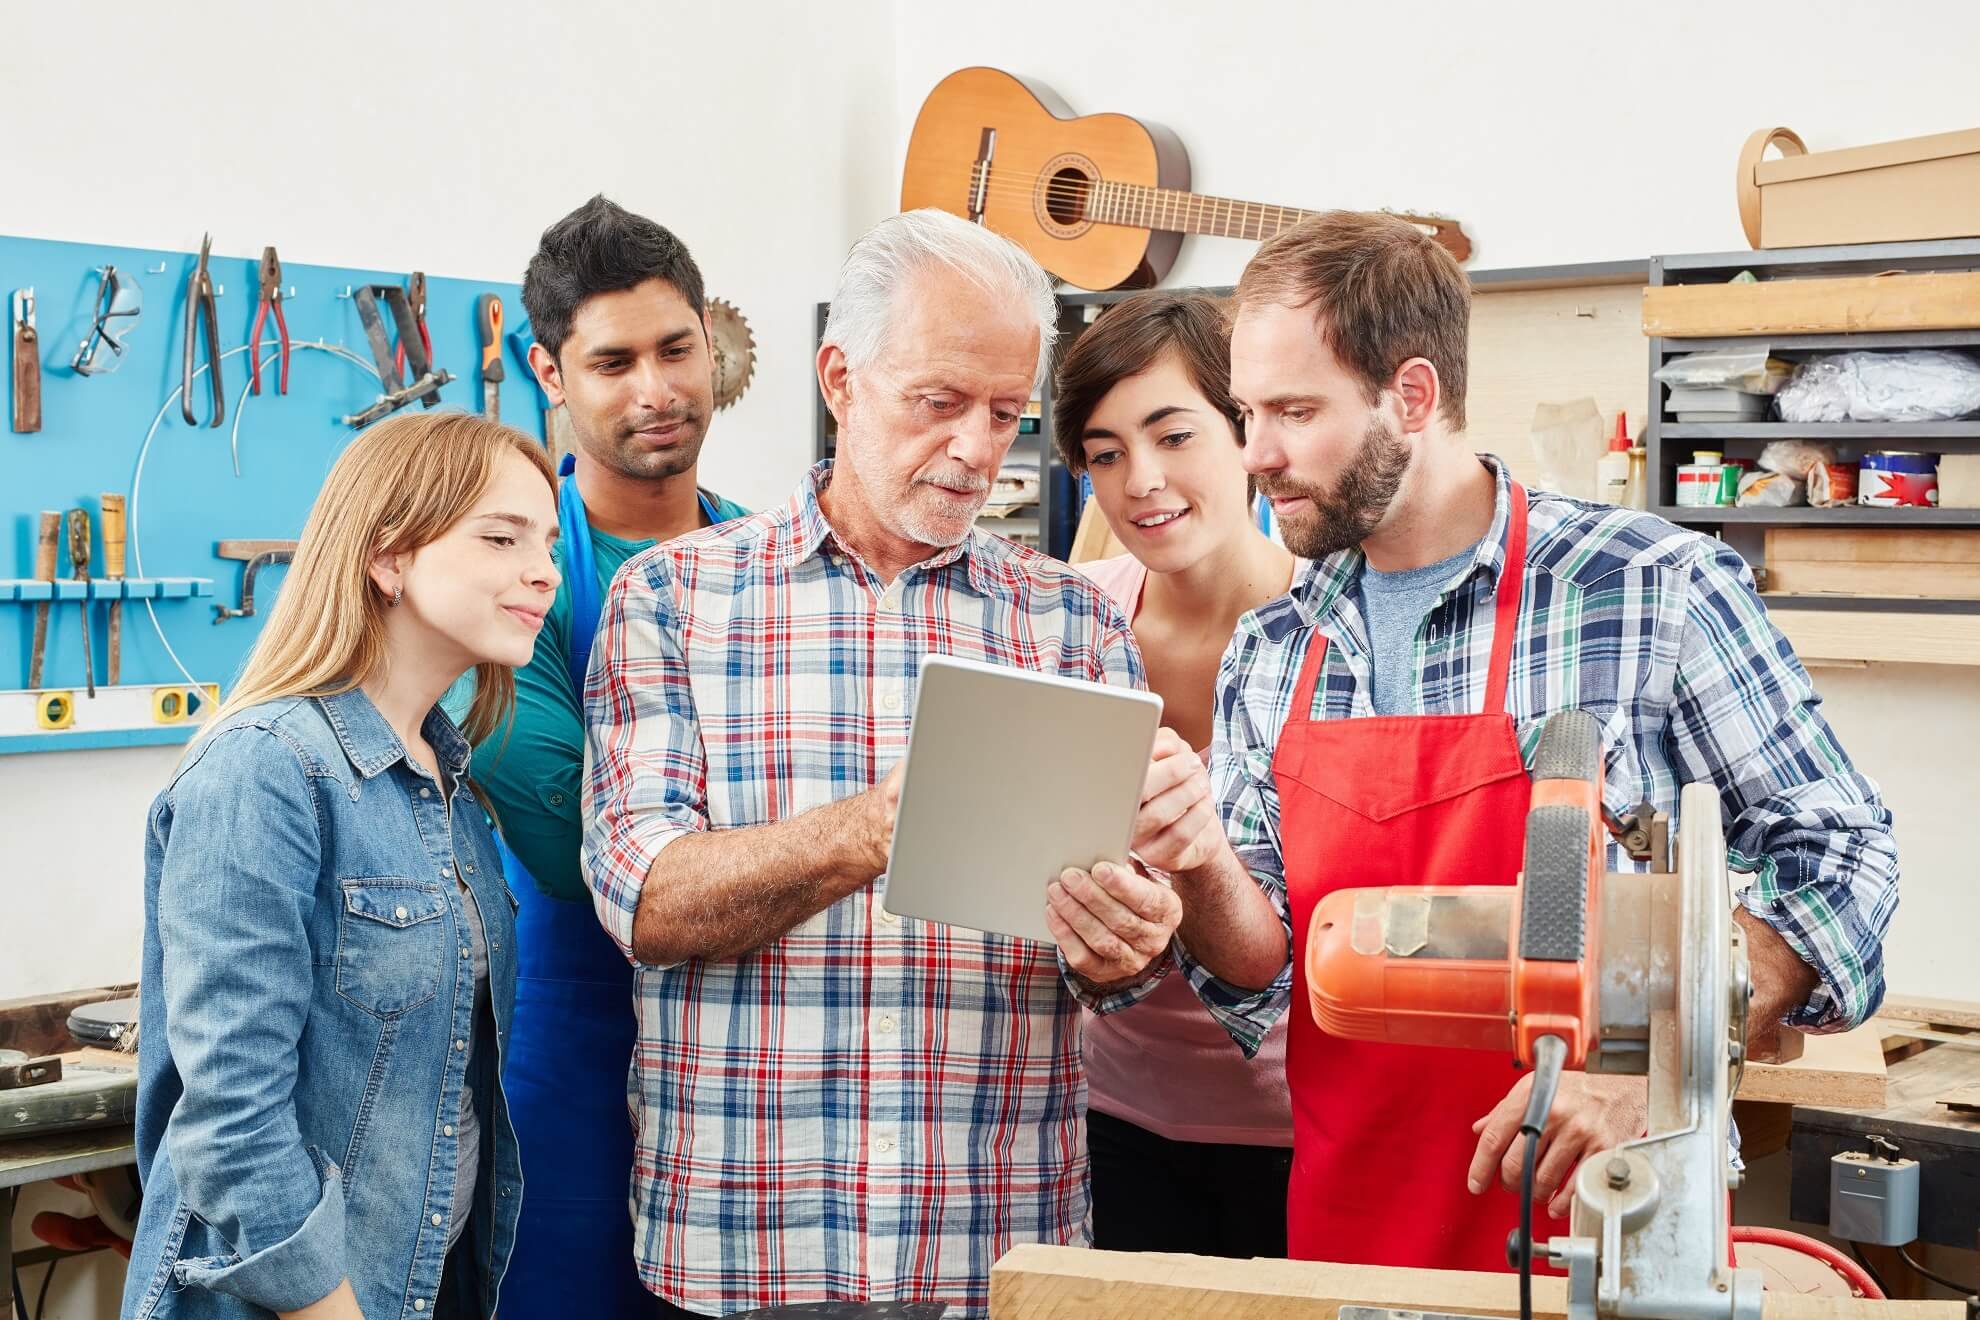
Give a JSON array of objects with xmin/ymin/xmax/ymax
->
[
  {"xmin": 444, "ymin": 1124, "xmax": 454, "ymax": 1137},
  {"xmin": 395, "ymin": 905, "xmax": 408, "ymax": 920},
  {"xmin": 431, "ymin": 1213, "xmax": 443, "ymax": 1227}
]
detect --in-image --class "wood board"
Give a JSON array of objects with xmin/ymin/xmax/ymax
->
[
  {"xmin": 1881, "ymin": 995, "xmax": 1980, "ymax": 1031},
  {"xmin": 989, "ymin": 1244, "xmax": 1960, "ymax": 1319},
  {"xmin": 1641, "ymin": 272, "xmax": 1980, "ymax": 338},
  {"xmin": 1765, "ymin": 607, "xmax": 1980, "ymax": 667},
  {"xmin": 1737, "ymin": 1023, "xmax": 1888, "ymax": 1107}
]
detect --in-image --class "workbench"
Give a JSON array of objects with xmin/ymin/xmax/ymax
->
[
  {"xmin": 0, "ymin": 1126, "xmax": 136, "ymax": 1320},
  {"xmin": 1790, "ymin": 1041, "xmax": 1980, "ymax": 1250}
]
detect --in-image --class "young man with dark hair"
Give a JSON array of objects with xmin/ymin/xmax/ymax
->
[
  {"xmin": 1133, "ymin": 210, "xmax": 1898, "ymax": 1271},
  {"xmin": 476, "ymin": 194, "xmax": 748, "ymax": 1318}
]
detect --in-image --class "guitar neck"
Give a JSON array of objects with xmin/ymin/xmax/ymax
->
[
  {"xmin": 1092, "ymin": 182, "xmax": 1470, "ymax": 261},
  {"xmin": 1094, "ymin": 183, "xmax": 1310, "ymax": 241}
]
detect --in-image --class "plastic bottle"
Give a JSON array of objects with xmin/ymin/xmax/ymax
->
[{"xmin": 1596, "ymin": 412, "xmax": 1632, "ymax": 506}]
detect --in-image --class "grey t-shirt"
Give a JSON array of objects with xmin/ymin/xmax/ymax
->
[
  {"xmin": 447, "ymin": 827, "xmax": 490, "ymax": 1250},
  {"xmin": 1353, "ymin": 543, "xmax": 1479, "ymax": 716}
]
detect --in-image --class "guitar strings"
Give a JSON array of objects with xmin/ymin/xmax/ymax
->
[
  {"xmin": 953, "ymin": 169, "xmax": 1454, "ymax": 236},
  {"xmin": 955, "ymin": 168, "xmax": 1454, "ymax": 232}
]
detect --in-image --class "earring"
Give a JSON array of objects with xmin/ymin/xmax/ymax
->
[{"xmin": 389, "ymin": 585, "xmax": 403, "ymax": 607}]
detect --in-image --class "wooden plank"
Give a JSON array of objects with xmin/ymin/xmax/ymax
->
[
  {"xmin": 1764, "ymin": 560, "xmax": 1980, "ymax": 599},
  {"xmin": 1642, "ymin": 272, "xmax": 1980, "ymax": 337},
  {"xmin": 1882, "ymin": 995, "xmax": 1980, "ymax": 1030},
  {"xmin": 1738, "ymin": 1023, "xmax": 1888, "ymax": 1107},
  {"xmin": 1765, "ymin": 528, "xmax": 1980, "ymax": 566},
  {"xmin": 988, "ymin": 1244, "xmax": 1960, "ymax": 1319},
  {"xmin": 1766, "ymin": 607, "xmax": 1980, "ymax": 666}
]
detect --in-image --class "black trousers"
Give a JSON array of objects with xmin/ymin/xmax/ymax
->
[{"xmin": 1086, "ymin": 1107, "xmax": 1294, "ymax": 1258}]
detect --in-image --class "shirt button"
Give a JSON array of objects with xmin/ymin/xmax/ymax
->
[
  {"xmin": 461, "ymin": 946, "xmax": 470, "ymax": 958},
  {"xmin": 455, "ymin": 1039, "xmax": 466, "ymax": 1051},
  {"xmin": 877, "ymin": 1015, "xmax": 895, "ymax": 1034},
  {"xmin": 395, "ymin": 906, "xmax": 409, "ymax": 920},
  {"xmin": 874, "ymin": 1136, "xmax": 894, "ymax": 1153},
  {"xmin": 879, "ymin": 908, "xmax": 900, "ymax": 926},
  {"xmin": 882, "ymin": 691, "xmax": 900, "ymax": 711},
  {"xmin": 431, "ymin": 1213, "xmax": 444, "ymax": 1227},
  {"xmin": 443, "ymin": 1124, "xmax": 455, "ymax": 1137},
  {"xmin": 466, "ymin": 865, "xmax": 475, "ymax": 875},
  {"xmin": 549, "ymin": 792, "xmax": 565, "ymax": 806},
  {"xmin": 420, "ymin": 787, "xmax": 432, "ymax": 798},
  {"xmin": 414, "ymin": 1301, "xmax": 426, "ymax": 1312}
]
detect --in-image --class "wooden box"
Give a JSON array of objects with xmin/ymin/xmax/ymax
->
[
  {"xmin": 1740, "ymin": 125, "xmax": 1980, "ymax": 250},
  {"xmin": 1762, "ymin": 528, "xmax": 1980, "ymax": 600}
]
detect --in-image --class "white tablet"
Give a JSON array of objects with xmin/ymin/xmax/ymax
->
[{"xmin": 882, "ymin": 653, "xmax": 1164, "ymax": 944}]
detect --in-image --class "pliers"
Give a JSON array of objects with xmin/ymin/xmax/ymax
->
[
  {"xmin": 250, "ymin": 246, "xmax": 290, "ymax": 396},
  {"xmin": 393, "ymin": 270, "xmax": 433, "ymax": 380},
  {"xmin": 181, "ymin": 232, "xmax": 223, "ymax": 427}
]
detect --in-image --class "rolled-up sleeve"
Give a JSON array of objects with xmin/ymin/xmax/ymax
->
[
  {"xmin": 156, "ymin": 729, "xmax": 348, "ymax": 1312},
  {"xmin": 1669, "ymin": 543, "xmax": 1899, "ymax": 1031},
  {"xmin": 1176, "ymin": 629, "xmax": 1295, "ymax": 1057},
  {"xmin": 581, "ymin": 551, "xmax": 708, "ymax": 964}
]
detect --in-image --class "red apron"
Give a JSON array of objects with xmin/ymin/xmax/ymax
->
[{"xmin": 1274, "ymin": 484, "xmax": 1563, "ymax": 1270}]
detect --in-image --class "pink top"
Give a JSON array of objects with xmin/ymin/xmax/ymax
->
[{"xmin": 1078, "ymin": 553, "xmax": 1292, "ymax": 1146}]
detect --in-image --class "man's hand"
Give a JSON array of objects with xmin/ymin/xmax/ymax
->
[
  {"xmin": 856, "ymin": 760, "xmax": 906, "ymax": 877},
  {"xmin": 1467, "ymin": 1071, "xmax": 1649, "ymax": 1218},
  {"xmin": 1046, "ymin": 861, "xmax": 1182, "ymax": 988},
  {"xmin": 1131, "ymin": 728, "xmax": 1226, "ymax": 874}
]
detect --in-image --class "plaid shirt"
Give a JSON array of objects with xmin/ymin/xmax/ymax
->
[
  {"xmin": 581, "ymin": 461, "xmax": 1148, "ymax": 1317},
  {"xmin": 1186, "ymin": 456, "xmax": 1898, "ymax": 1055}
]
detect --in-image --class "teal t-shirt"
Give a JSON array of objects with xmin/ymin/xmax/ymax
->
[{"xmin": 466, "ymin": 487, "xmax": 749, "ymax": 901}]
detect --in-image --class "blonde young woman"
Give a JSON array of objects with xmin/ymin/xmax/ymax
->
[
  {"xmin": 122, "ymin": 412, "xmax": 559, "ymax": 1320},
  {"xmin": 1054, "ymin": 292, "xmax": 1299, "ymax": 1257}
]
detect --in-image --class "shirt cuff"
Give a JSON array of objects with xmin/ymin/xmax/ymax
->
[
  {"xmin": 1174, "ymin": 936, "xmax": 1293, "ymax": 1060},
  {"xmin": 1738, "ymin": 870, "xmax": 1881, "ymax": 1031},
  {"xmin": 172, "ymin": 1147, "xmax": 347, "ymax": 1313},
  {"xmin": 1063, "ymin": 944, "xmax": 1175, "ymax": 1015}
]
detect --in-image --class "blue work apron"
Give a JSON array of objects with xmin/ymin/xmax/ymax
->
[{"xmin": 496, "ymin": 453, "xmax": 729, "ymax": 1316}]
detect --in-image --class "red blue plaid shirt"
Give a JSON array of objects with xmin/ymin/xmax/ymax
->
[{"xmin": 581, "ymin": 462, "xmax": 1150, "ymax": 1317}]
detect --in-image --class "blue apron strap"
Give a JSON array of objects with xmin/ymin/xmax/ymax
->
[{"xmin": 557, "ymin": 452, "xmax": 605, "ymax": 696}]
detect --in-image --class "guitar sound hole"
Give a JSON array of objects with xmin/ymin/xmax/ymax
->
[{"xmin": 1045, "ymin": 168, "xmax": 1091, "ymax": 225}]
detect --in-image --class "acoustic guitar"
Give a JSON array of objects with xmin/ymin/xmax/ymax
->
[{"xmin": 901, "ymin": 66, "xmax": 1472, "ymax": 291}]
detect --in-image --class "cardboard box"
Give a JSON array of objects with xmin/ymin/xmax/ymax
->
[
  {"xmin": 1940, "ymin": 454, "xmax": 1980, "ymax": 509},
  {"xmin": 1739, "ymin": 125, "xmax": 1980, "ymax": 249},
  {"xmin": 1762, "ymin": 527, "xmax": 1980, "ymax": 600}
]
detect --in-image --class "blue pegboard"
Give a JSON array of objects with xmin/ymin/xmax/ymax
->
[{"xmin": 3, "ymin": 233, "xmax": 532, "ymax": 753}]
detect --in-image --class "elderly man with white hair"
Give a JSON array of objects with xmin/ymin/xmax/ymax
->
[{"xmin": 581, "ymin": 209, "xmax": 1189, "ymax": 1318}]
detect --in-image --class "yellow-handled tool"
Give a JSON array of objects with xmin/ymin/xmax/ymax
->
[
  {"xmin": 477, "ymin": 293, "xmax": 504, "ymax": 422},
  {"xmin": 101, "ymin": 492, "xmax": 127, "ymax": 685},
  {"xmin": 27, "ymin": 510, "xmax": 59, "ymax": 688}
]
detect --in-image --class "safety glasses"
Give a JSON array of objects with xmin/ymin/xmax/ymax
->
[{"xmin": 73, "ymin": 266, "xmax": 143, "ymax": 376}]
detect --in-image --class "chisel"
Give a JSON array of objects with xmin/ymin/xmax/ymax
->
[
  {"xmin": 11, "ymin": 288, "xmax": 40, "ymax": 433},
  {"xmin": 477, "ymin": 293, "xmax": 505, "ymax": 421},
  {"xmin": 27, "ymin": 510, "xmax": 59, "ymax": 688},
  {"xmin": 68, "ymin": 508, "xmax": 94, "ymax": 698},
  {"xmin": 101, "ymin": 493, "xmax": 126, "ymax": 685}
]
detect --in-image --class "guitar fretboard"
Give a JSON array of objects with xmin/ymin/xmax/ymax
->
[{"xmin": 1089, "ymin": 181, "xmax": 1312, "ymax": 241}]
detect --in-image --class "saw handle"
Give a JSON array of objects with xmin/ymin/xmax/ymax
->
[{"xmin": 100, "ymin": 493, "xmax": 127, "ymax": 579}]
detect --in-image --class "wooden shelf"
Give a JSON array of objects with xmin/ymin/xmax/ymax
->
[
  {"xmin": 1659, "ymin": 505, "xmax": 1980, "ymax": 527},
  {"xmin": 1765, "ymin": 605, "xmax": 1980, "ymax": 666}
]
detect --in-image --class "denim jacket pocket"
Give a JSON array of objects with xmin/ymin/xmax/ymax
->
[{"xmin": 335, "ymin": 878, "xmax": 446, "ymax": 1018}]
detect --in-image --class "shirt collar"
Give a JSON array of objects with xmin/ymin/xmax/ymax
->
[
  {"xmin": 782, "ymin": 459, "xmax": 984, "ymax": 587},
  {"xmin": 318, "ymin": 686, "xmax": 472, "ymax": 781},
  {"xmin": 1293, "ymin": 452, "xmax": 1520, "ymax": 626}
]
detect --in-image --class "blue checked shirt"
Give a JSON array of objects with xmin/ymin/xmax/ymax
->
[
  {"xmin": 1186, "ymin": 456, "xmax": 1899, "ymax": 1055},
  {"xmin": 581, "ymin": 462, "xmax": 1152, "ymax": 1318}
]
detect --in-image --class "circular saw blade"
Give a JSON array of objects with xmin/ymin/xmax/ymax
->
[{"xmin": 707, "ymin": 296, "xmax": 757, "ymax": 411}]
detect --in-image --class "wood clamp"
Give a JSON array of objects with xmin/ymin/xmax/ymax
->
[{"xmin": 215, "ymin": 539, "xmax": 298, "ymax": 622}]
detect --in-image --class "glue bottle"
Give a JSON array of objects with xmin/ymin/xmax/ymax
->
[{"xmin": 1596, "ymin": 412, "xmax": 1632, "ymax": 507}]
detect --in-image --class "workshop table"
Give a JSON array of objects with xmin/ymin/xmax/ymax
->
[{"xmin": 1, "ymin": 1126, "xmax": 135, "ymax": 1320}]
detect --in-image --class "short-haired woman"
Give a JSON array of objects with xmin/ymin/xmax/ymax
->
[{"xmin": 1055, "ymin": 291, "xmax": 1298, "ymax": 1257}]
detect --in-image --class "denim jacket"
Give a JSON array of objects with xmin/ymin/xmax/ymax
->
[{"xmin": 123, "ymin": 689, "xmax": 522, "ymax": 1319}]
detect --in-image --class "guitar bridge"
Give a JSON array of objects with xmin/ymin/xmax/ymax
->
[{"xmin": 968, "ymin": 127, "xmax": 996, "ymax": 223}]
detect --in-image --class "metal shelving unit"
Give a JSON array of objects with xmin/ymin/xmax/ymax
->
[{"xmin": 1644, "ymin": 238, "xmax": 1980, "ymax": 540}]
